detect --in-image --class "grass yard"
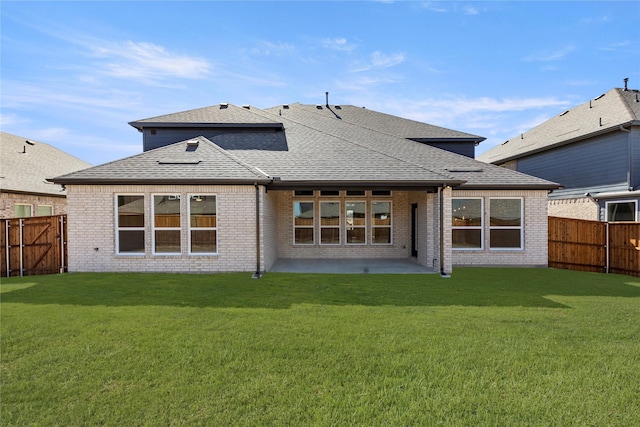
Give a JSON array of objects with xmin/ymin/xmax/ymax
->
[{"xmin": 2, "ymin": 268, "xmax": 640, "ymax": 426}]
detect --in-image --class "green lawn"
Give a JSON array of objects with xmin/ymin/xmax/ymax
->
[{"xmin": 2, "ymin": 268, "xmax": 639, "ymax": 426}]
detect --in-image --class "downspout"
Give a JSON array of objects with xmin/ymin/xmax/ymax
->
[
  {"xmin": 620, "ymin": 125, "xmax": 632, "ymax": 190},
  {"xmin": 252, "ymin": 183, "xmax": 263, "ymax": 278},
  {"xmin": 439, "ymin": 186, "xmax": 449, "ymax": 277}
]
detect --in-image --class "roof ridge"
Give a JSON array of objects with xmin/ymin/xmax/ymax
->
[
  {"xmin": 195, "ymin": 136, "xmax": 270, "ymax": 180},
  {"xmin": 255, "ymin": 107, "xmax": 457, "ymax": 181}
]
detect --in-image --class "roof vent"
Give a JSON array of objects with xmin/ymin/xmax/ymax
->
[
  {"xmin": 316, "ymin": 105, "xmax": 323, "ymax": 109},
  {"xmin": 283, "ymin": 104, "xmax": 289, "ymax": 109},
  {"xmin": 220, "ymin": 103, "xmax": 229, "ymax": 109},
  {"xmin": 242, "ymin": 105, "xmax": 250, "ymax": 109},
  {"xmin": 624, "ymin": 77, "xmax": 629, "ymax": 91},
  {"xmin": 186, "ymin": 139, "xmax": 200, "ymax": 147},
  {"xmin": 594, "ymin": 93, "xmax": 605, "ymax": 101},
  {"xmin": 335, "ymin": 105, "xmax": 342, "ymax": 110},
  {"xmin": 559, "ymin": 110, "xmax": 569, "ymax": 116}
]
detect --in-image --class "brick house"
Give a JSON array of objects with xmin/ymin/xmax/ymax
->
[
  {"xmin": 52, "ymin": 102, "xmax": 558, "ymax": 275},
  {"xmin": 1, "ymin": 132, "xmax": 91, "ymax": 219},
  {"xmin": 478, "ymin": 83, "xmax": 640, "ymax": 222}
]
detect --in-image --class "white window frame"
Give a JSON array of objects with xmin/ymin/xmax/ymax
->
[
  {"xmin": 452, "ymin": 197, "xmax": 484, "ymax": 251},
  {"xmin": 37, "ymin": 205, "xmax": 54, "ymax": 216},
  {"xmin": 152, "ymin": 194, "xmax": 182, "ymax": 255},
  {"xmin": 371, "ymin": 200, "xmax": 393, "ymax": 245},
  {"xmin": 606, "ymin": 199, "xmax": 638, "ymax": 222},
  {"xmin": 320, "ymin": 201, "xmax": 341, "ymax": 245},
  {"xmin": 115, "ymin": 194, "xmax": 145, "ymax": 256},
  {"xmin": 489, "ymin": 197, "xmax": 524, "ymax": 251},
  {"xmin": 345, "ymin": 200, "xmax": 367, "ymax": 245},
  {"xmin": 293, "ymin": 200, "xmax": 315, "ymax": 245},
  {"xmin": 14, "ymin": 204, "xmax": 33, "ymax": 218},
  {"xmin": 188, "ymin": 194, "xmax": 218, "ymax": 255}
]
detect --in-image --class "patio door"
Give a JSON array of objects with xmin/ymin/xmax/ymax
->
[{"xmin": 411, "ymin": 204, "xmax": 418, "ymax": 257}]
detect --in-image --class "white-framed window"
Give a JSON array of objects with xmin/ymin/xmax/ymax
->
[
  {"xmin": 37, "ymin": 205, "xmax": 53, "ymax": 216},
  {"xmin": 293, "ymin": 201, "xmax": 314, "ymax": 245},
  {"xmin": 14, "ymin": 204, "xmax": 33, "ymax": 218},
  {"xmin": 152, "ymin": 194, "xmax": 181, "ymax": 255},
  {"xmin": 371, "ymin": 201, "xmax": 392, "ymax": 244},
  {"xmin": 188, "ymin": 195, "xmax": 217, "ymax": 254},
  {"xmin": 320, "ymin": 201, "xmax": 340, "ymax": 245},
  {"xmin": 489, "ymin": 198, "xmax": 523, "ymax": 250},
  {"xmin": 346, "ymin": 201, "xmax": 366, "ymax": 245},
  {"xmin": 452, "ymin": 198, "xmax": 483, "ymax": 250},
  {"xmin": 116, "ymin": 195, "xmax": 145, "ymax": 255},
  {"xmin": 606, "ymin": 200, "xmax": 637, "ymax": 222}
]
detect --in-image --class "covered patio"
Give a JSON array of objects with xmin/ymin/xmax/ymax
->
[{"xmin": 268, "ymin": 258, "xmax": 436, "ymax": 274}]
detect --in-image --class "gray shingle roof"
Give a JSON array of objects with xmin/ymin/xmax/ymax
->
[
  {"xmin": 1, "ymin": 132, "xmax": 91, "ymax": 196},
  {"xmin": 478, "ymin": 88, "xmax": 640, "ymax": 164},
  {"xmin": 53, "ymin": 104, "xmax": 559, "ymax": 190},
  {"xmin": 53, "ymin": 136, "xmax": 269, "ymax": 184},
  {"xmin": 266, "ymin": 103, "xmax": 485, "ymax": 141},
  {"xmin": 129, "ymin": 103, "xmax": 283, "ymax": 129}
]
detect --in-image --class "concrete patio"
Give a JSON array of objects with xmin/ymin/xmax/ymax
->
[{"xmin": 268, "ymin": 258, "xmax": 436, "ymax": 274}]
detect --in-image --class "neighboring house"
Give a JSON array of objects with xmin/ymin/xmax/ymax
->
[
  {"xmin": 478, "ymin": 83, "xmax": 640, "ymax": 222},
  {"xmin": 0, "ymin": 131, "xmax": 91, "ymax": 218},
  {"xmin": 52, "ymin": 102, "xmax": 558, "ymax": 275}
]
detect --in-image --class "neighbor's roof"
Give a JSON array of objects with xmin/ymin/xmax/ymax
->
[
  {"xmin": 265, "ymin": 103, "xmax": 485, "ymax": 142},
  {"xmin": 1, "ymin": 132, "xmax": 91, "ymax": 196},
  {"xmin": 478, "ymin": 87, "xmax": 640, "ymax": 164},
  {"xmin": 129, "ymin": 103, "xmax": 283, "ymax": 130},
  {"xmin": 54, "ymin": 104, "xmax": 558, "ymax": 190}
]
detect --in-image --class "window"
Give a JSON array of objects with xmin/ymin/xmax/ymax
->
[
  {"xmin": 189, "ymin": 195, "xmax": 217, "ymax": 254},
  {"xmin": 346, "ymin": 190, "xmax": 365, "ymax": 197},
  {"xmin": 372, "ymin": 190, "xmax": 391, "ymax": 197},
  {"xmin": 371, "ymin": 201, "xmax": 392, "ymax": 244},
  {"xmin": 606, "ymin": 200, "xmax": 637, "ymax": 222},
  {"xmin": 294, "ymin": 190, "xmax": 314, "ymax": 197},
  {"xmin": 489, "ymin": 198, "xmax": 523, "ymax": 249},
  {"xmin": 153, "ymin": 195, "xmax": 181, "ymax": 254},
  {"xmin": 346, "ymin": 201, "xmax": 366, "ymax": 244},
  {"xmin": 452, "ymin": 198, "xmax": 483, "ymax": 249},
  {"xmin": 116, "ymin": 195, "xmax": 145, "ymax": 254},
  {"xmin": 320, "ymin": 202, "xmax": 340, "ymax": 244},
  {"xmin": 14, "ymin": 204, "xmax": 32, "ymax": 218},
  {"xmin": 320, "ymin": 190, "xmax": 340, "ymax": 197},
  {"xmin": 37, "ymin": 205, "xmax": 53, "ymax": 216},
  {"xmin": 294, "ymin": 201, "xmax": 314, "ymax": 244}
]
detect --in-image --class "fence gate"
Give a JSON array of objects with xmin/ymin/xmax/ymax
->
[{"xmin": 1, "ymin": 215, "xmax": 67, "ymax": 277}]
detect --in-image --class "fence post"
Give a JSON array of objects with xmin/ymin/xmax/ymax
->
[
  {"xmin": 19, "ymin": 218, "xmax": 24, "ymax": 277},
  {"xmin": 4, "ymin": 220, "xmax": 10, "ymax": 277},
  {"xmin": 605, "ymin": 222, "xmax": 610, "ymax": 274},
  {"xmin": 59, "ymin": 215, "xmax": 66, "ymax": 273}
]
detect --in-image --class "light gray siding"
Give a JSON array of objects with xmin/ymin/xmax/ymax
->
[
  {"xmin": 631, "ymin": 127, "xmax": 640, "ymax": 189},
  {"xmin": 517, "ymin": 131, "xmax": 629, "ymax": 190}
]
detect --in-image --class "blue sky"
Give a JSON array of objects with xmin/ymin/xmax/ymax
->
[{"xmin": 1, "ymin": 1, "xmax": 638, "ymax": 165}]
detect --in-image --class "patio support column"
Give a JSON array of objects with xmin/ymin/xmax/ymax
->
[
  {"xmin": 252, "ymin": 183, "xmax": 263, "ymax": 278},
  {"xmin": 439, "ymin": 186, "xmax": 453, "ymax": 276}
]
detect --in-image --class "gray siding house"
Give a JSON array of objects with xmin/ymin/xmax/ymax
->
[
  {"xmin": 53, "ymin": 102, "xmax": 558, "ymax": 275},
  {"xmin": 478, "ymin": 84, "xmax": 640, "ymax": 222}
]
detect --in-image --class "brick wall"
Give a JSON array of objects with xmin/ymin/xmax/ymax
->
[
  {"xmin": 451, "ymin": 189, "xmax": 549, "ymax": 267},
  {"xmin": 66, "ymin": 184, "xmax": 258, "ymax": 273},
  {"xmin": 0, "ymin": 192, "xmax": 67, "ymax": 218},
  {"xmin": 548, "ymin": 197, "xmax": 599, "ymax": 221}
]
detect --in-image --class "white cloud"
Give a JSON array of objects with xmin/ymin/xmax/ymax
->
[
  {"xmin": 370, "ymin": 51, "xmax": 405, "ymax": 69},
  {"xmin": 250, "ymin": 40, "xmax": 296, "ymax": 56},
  {"xmin": 600, "ymin": 40, "xmax": 630, "ymax": 51},
  {"xmin": 321, "ymin": 37, "xmax": 356, "ymax": 52},
  {"xmin": 522, "ymin": 46, "xmax": 575, "ymax": 62},
  {"xmin": 421, "ymin": 2, "xmax": 447, "ymax": 13},
  {"xmin": 462, "ymin": 5, "xmax": 480, "ymax": 15},
  {"xmin": 90, "ymin": 41, "xmax": 212, "ymax": 80}
]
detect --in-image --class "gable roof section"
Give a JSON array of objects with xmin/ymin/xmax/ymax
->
[
  {"xmin": 53, "ymin": 104, "xmax": 559, "ymax": 190},
  {"xmin": 1, "ymin": 131, "xmax": 92, "ymax": 196},
  {"xmin": 129, "ymin": 103, "xmax": 284, "ymax": 130},
  {"xmin": 53, "ymin": 137, "xmax": 270, "ymax": 185},
  {"xmin": 478, "ymin": 87, "xmax": 640, "ymax": 164},
  {"xmin": 266, "ymin": 103, "xmax": 485, "ymax": 142}
]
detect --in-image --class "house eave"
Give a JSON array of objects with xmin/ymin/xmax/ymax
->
[
  {"xmin": 268, "ymin": 179, "xmax": 466, "ymax": 191},
  {"xmin": 491, "ymin": 120, "xmax": 639, "ymax": 164},
  {"xmin": 48, "ymin": 178, "xmax": 272, "ymax": 186}
]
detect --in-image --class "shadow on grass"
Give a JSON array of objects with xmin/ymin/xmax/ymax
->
[{"xmin": 2, "ymin": 268, "xmax": 640, "ymax": 309}]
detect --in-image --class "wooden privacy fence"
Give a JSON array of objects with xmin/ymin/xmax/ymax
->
[
  {"xmin": 549, "ymin": 216, "xmax": 640, "ymax": 277},
  {"xmin": 1, "ymin": 215, "xmax": 67, "ymax": 277}
]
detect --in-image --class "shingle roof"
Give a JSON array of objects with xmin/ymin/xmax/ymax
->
[
  {"xmin": 53, "ymin": 104, "xmax": 558, "ymax": 190},
  {"xmin": 1, "ymin": 132, "xmax": 91, "ymax": 196},
  {"xmin": 129, "ymin": 103, "xmax": 283, "ymax": 130},
  {"xmin": 265, "ymin": 103, "xmax": 485, "ymax": 141},
  {"xmin": 53, "ymin": 136, "xmax": 269, "ymax": 184},
  {"xmin": 478, "ymin": 88, "xmax": 640, "ymax": 164}
]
